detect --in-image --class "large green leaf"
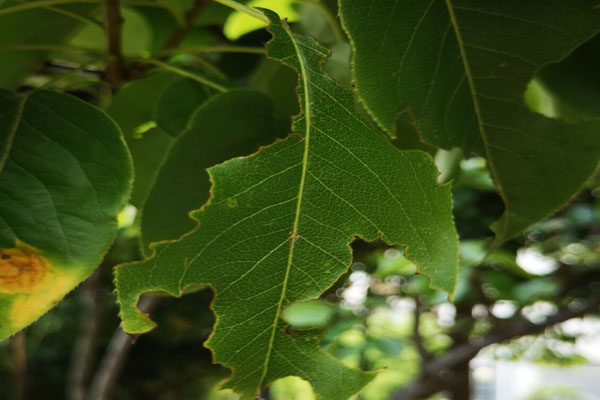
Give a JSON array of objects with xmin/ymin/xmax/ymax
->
[
  {"xmin": 115, "ymin": 10, "xmax": 457, "ymax": 399},
  {"xmin": 141, "ymin": 89, "xmax": 288, "ymax": 248},
  {"xmin": 340, "ymin": 0, "xmax": 600, "ymax": 243},
  {"xmin": 0, "ymin": 90, "xmax": 132, "ymax": 340},
  {"xmin": 0, "ymin": 1, "xmax": 95, "ymax": 89}
]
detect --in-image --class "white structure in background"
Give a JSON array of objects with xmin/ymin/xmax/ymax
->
[
  {"xmin": 471, "ymin": 359, "xmax": 600, "ymax": 400},
  {"xmin": 471, "ymin": 315, "xmax": 600, "ymax": 400}
]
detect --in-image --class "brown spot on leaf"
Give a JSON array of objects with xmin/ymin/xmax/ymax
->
[{"xmin": 0, "ymin": 245, "xmax": 48, "ymax": 293}]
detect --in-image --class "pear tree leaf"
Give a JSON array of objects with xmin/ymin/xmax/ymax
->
[
  {"xmin": 155, "ymin": 78, "xmax": 215, "ymax": 137},
  {"xmin": 109, "ymin": 73, "xmax": 217, "ymax": 209},
  {"xmin": 0, "ymin": 89, "xmax": 132, "ymax": 340},
  {"xmin": 108, "ymin": 72, "xmax": 178, "ymax": 208},
  {"xmin": 115, "ymin": 10, "xmax": 457, "ymax": 399},
  {"xmin": 141, "ymin": 89, "xmax": 289, "ymax": 248},
  {"xmin": 250, "ymin": 58, "xmax": 300, "ymax": 120},
  {"xmin": 340, "ymin": 0, "xmax": 600, "ymax": 243},
  {"xmin": 535, "ymin": 35, "xmax": 600, "ymax": 122}
]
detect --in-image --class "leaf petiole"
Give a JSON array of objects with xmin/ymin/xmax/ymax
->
[
  {"xmin": 143, "ymin": 59, "xmax": 228, "ymax": 92},
  {"xmin": 0, "ymin": 0, "xmax": 100, "ymax": 17},
  {"xmin": 212, "ymin": 0, "xmax": 269, "ymax": 24},
  {"xmin": 158, "ymin": 46, "xmax": 266, "ymax": 57}
]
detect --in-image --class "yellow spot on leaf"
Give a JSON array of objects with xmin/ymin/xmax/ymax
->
[
  {"xmin": 0, "ymin": 242, "xmax": 82, "ymax": 334},
  {"xmin": 10, "ymin": 267, "xmax": 79, "ymax": 330},
  {"xmin": 0, "ymin": 244, "xmax": 48, "ymax": 293}
]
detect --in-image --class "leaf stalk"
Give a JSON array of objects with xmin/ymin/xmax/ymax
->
[{"xmin": 212, "ymin": 0, "xmax": 269, "ymax": 24}]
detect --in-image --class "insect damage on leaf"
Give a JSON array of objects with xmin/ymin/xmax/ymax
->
[{"xmin": 115, "ymin": 8, "xmax": 458, "ymax": 400}]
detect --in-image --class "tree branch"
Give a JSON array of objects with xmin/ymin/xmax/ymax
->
[
  {"xmin": 11, "ymin": 332, "xmax": 27, "ymax": 400},
  {"xmin": 86, "ymin": 295, "xmax": 160, "ymax": 400},
  {"xmin": 412, "ymin": 296, "xmax": 431, "ymax": 362},
  {"xmin": 67, "ymin": 270, "xmax": 103, "ymax": 400},
  {"xmin": 163, "ymin": 0, "xmax": 208, "ymax": 50},
  {"xmin": 102, "ymin": 0, "xmax": 125, "ymax": 88},
  {"xmin": 392, "ymin": 295, "xmax": 600, "ymax": 400}
]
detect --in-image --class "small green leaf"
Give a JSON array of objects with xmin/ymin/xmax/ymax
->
[
  {"xmin": 141, "ymin": 89, "xmax": 289, "ymax": 248},
  {"xmin": 536, "ymin": 35, "xmax": 600, "ymax": 122},
  {"xmin": 116, "ymin": 10, "xmax": 457, "ymax": 399},
  {"xmin": 0, "ymin": 89, "xmax": 132, "ymax": 340},
  {"xmin": 108, "ymin": 72, "xmax": 179, "ymax": 208},
  {"xmin": 250, "ymin": 58, "xmax": 300, "ymax": 120},
  {"xmin": 155, "ymin": 78, "xmax": 215, "ymax": 137},
  {"xmin": 340, "ymin": 0, "xmax": 600, "ymax": 243}
]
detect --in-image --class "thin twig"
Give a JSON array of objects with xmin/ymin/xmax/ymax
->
[
  {"xmin": 0, "ymin": 44, "xmax": 106, "ymax": 54},
  {"xmin": 0, "ymin": 0, "xmax": 99, "ymax": 17},
  {"xmin": 163, "ymin": 0, "xmax": 208, "ymax": 50},
  {"xmin": 43, "ymin": 5, "xmax": 105, "ymax": 27},
  {"xmin": 158, "ymin": 45, "xmax": 266, "ymax": 56},
  {"xmin": 212, "ymin": 0, "xmax": 269, "ymax": 24},
  {"xmin": 412, "ymin": 296, "xmax": 431, "ymax": 362},
  {"xmin": 102, "ymin": 0, "xmax": 125, "ymax": 89},
  {"xmin": 11, "ymin": 332, "xmax": 27, "ymax": 400},
  {"xmin": 392, "ymin": 295, "xmax": 600, "ymax": 400},
  {"xmin": 190, "ymin": 55, "xmax": 228, "ymax": 79},
  {"xmin": 144, "ymin": 58, "xmax": 227, "ymax": 92},
  {"xmin": 86, "ymin": 296, "xmax": 160, "ymax": 400},
  {"xmin": 67, "ymin": 270, "xmax": 103, "ymax": 400}
]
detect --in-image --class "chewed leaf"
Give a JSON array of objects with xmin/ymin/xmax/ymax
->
[
  {"xmin": 115, "ymin": 10, "xmax": 457, "ymax": 400},
  {"xmin": 0, "ymin": 90, "xmax": 132, "ymax": 340}
]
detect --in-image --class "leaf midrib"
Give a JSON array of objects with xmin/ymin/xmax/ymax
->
[
  {"xmin": 0, "ymin": 94, "xmax": 27, "ymax": 175},
  {"xmin": 443, "ymin": 0, "xmax": 508, "ymax": 240},
  {"xmin": 258, "ymin": 20, "xmax": 312, "ymax": 387}
]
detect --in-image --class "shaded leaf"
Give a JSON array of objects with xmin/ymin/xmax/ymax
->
[
  {"xmin": 70, "ymin": 7, "xmax": 153, "ymax": 57},
  {"xmin": 155, "ymin": 78, "xmax": 215, "ymax": 137},
  {"xmin": 340, "ymin": 0, "xmax": 600, "ymax": 243},
  {"xmin": 0, "ymin": 90, "xmax": 132, "ymax": 340},
  {"xmin": 141, "ymin": 89, "xmax": 289, "ymax": 248},
  {"xmin": 116, "ymin": 10, "xmax": 457, "ymax": 399},
  {"xmin": 108, "ymin": 72, "xmax": 179, "ymax": 208},
  {"xmin": 0, "ymin": 1, "xmax": 96, "ymax": 89},
  {"xmin": 536, "ymin": 34, "xmax": 600, "ymax": 122},
  {"xmin": 250, "ymin": 58, "xmax": 300, "ymax": 120}
]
